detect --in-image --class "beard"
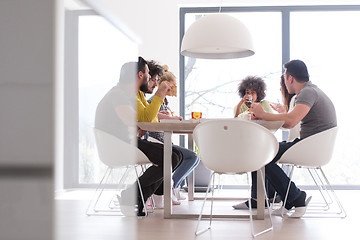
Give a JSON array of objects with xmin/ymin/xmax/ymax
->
[{"xmin": 139, "ymin": 76, "xmax": 149, "ymax": 93}]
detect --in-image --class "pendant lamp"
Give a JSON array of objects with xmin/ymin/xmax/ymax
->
[{"xmin": 180, "ymin": 14, "xmax": 255, "ymax": 59}]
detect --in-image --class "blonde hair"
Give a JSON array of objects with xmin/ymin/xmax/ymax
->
[
  {"xmin": 160, "ymin": 65, "xmax": 177, "ymax": 96},
  {"xmin": 159, "ymin": 65, "xmax": 176, "ymax": 84}
]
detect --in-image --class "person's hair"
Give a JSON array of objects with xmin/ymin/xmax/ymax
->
[
  {"xmin": 138, "ymin": 56, "xmax": 147, "ymax": 73},
  {"xmin": 283, "ymin": 59, "xmax": 309, "ymax": 82},
  {"xmin": 159, "ymin": 65, "xmax": 176, "ymax": 84},
  {"xmin": 147, "ymin": 60, "xmax": 165, "ymax": 78},
  {"xmin": 119, "ymin": 61, "xmax": 137, "ymax": 84},
  {"xmin": 280, "ymin": 74, "xmax": 295, "ymax": 112},
  {"xmin": 237, "ymin": 76, "xmax": 266, "ymax": 102}
]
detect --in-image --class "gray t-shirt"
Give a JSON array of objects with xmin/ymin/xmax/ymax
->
[
  {"xmin": 295, "ymin": 81, "xmax": 337, "ymax": 139},
  {"xmin": 95, "ymin": 84, "xmax": 135, "ymax": 143}
]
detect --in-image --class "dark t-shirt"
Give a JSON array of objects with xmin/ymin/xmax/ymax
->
[{"xmin": 295, "ymin": 81, "xmax": 337, "ymax": 139}]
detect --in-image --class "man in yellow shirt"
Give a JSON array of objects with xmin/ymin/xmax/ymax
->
[{"xmin": 130, "ymin": 57, "xmax": 182, "ymax": 216}]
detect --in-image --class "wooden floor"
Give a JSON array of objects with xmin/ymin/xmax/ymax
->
[{"xmin": 55, "ymin": 189, "xmax": 359, "ymax": 240}]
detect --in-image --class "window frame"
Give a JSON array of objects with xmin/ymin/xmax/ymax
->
[{"xmin": 179, "ymin": 5, "xmax": 360, "ymax": 190}]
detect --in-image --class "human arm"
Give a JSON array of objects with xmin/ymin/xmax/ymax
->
[
  {"xmin": 154, "ymin": 81, "xmax": 171, "ymax": 99},
  {"xmin": 234, "ymin": 98, "xmax": 246, "ymax": 117},
  {"xmin": 137, "ymin": 92, "xmax": 163, "ymax": 122},
  {"xmin": 251, "ymin": 102, "xmax": 310, "ymax": 129},
  {"xmin": 270, "ymin": 102, "xmax": 287, "ymax": 113},
  {"xmin": 260, "ymin": 100, "xmax": 274, "ymax": 113},
  {"xmin": 158, "ymin": 111, "xmax": 183, "ymax": 120},
  {"xmin": 114, "ymin": 105, "xmax": 136, "ymax": 126}
]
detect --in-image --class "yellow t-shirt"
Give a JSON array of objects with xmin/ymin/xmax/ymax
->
[{"xmin": 136, "ymin": 91, "xmax": 163, "ymax": 122}]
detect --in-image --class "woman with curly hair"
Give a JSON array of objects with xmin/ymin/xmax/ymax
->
[{"xmin": 234, "ymin": 76, "xmax": 273, "ymax": 118}]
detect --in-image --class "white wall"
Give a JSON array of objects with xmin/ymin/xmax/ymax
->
[
  {"xmin": 0, "ymin": 0, "xmax": 62, "ymax": 239},
  {"xmin": 79, "ymin": 0, "xmax": 360, "ymax": 78}
]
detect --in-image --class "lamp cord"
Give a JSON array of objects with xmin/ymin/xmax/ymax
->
[{"xmin": 219, "ymin": 0, "xmax": 223, "ymax": 13}]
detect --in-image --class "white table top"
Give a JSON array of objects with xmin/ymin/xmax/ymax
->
[{"xmin": 137, "ymin": 119, "xmax": 284, "ymax": 133}]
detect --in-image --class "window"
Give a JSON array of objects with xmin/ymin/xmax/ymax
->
[
  {"xmin": 289, "ymin": 11, "xmax": 360, "ymax": 185},
  {"xmin": 64, "ymin": 11, "xmax": 137, "ymax": 187},
  {"xmin": 180, "ymin": 6, "xmax": 360, "ymax": 188}
]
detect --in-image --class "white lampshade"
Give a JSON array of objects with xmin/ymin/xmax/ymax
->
[{"xmin": 180, "ymin": 14, "xmax": 255, "ymax": 59}]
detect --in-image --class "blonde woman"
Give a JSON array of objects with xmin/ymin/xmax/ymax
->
[{"xmin": 147, "ymin": 65, "xmax": 200, "ymax": 207}]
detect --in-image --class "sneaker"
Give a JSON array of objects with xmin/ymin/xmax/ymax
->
[
  {"xmin": 173, "ymin": 187, "xmax": 186, "ymax": 200},
  {"xmin": 153, "ymin": 194, "xmax": 164, "ymax": 209},
  {"xmin": 288, "ymin": 196, "xmax": 312, "ymax": 218},
  {"xmin": 272, "ymin": 207, "xmax": 289, "ymax": 216},
  {"xmin": 117, "ymin": 189, "xmax": 146, "ymax": 217},
  {"xmin": 171, "ymin": 190, "xmax": 181, "ymax": 205},
  {"xmin": 232, "ymin": 202, "xmax": 249, "ymax": 210},
  {"xmin": 117, "ymin": 191, "xmax": 136, "ymax": 217},
  {"xmin": 232, "ymin": 199, "xmax": 268, "ymax": 210}
]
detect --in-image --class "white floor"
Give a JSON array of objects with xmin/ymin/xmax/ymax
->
[{"xmin": 55, "ymin": 189, "xmax": 359, "ymax": 240}]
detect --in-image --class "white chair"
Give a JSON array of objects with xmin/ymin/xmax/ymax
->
[
  {"xmin": 86, "ymin": 128, "xmax": 152, "ymax": 216},
  {"xmin": 193, "ymin": 119, "xmax": 279, "ymax": 238},
  {"xmin": 277, "ymin": 127, "xmax": 346, "ymax": 218}
]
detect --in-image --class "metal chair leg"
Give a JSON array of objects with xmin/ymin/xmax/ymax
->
[
  {"xmin": 195, "ymin": 172, "xmax": 214, "ymax": 236},
  {"xmin": 251, "ymin": 170, "xmax": 273, "ymax": 238}
]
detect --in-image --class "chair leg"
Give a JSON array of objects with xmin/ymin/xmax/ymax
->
[
  {"xmin": 313, "ymin": 169, "xmax": 334, "ymax": 205},
  {"xmin": 281, "ymin": 165, "xmax": 295, "ymax": 216},
  {"xmin": 195, "ymin": 172, "xmax": 214, "ymax": 236},
  {"xmin": 281, "ymin": 166, "xmax": 346, "ymax": 218},
  {"xmin": 209, "ymin": 173, "xmax": 216, "ymax": 227},
  {"xmin": 316, "ymin": 168, "xmax": 347, "ymax": 218},
  {"xmin": 134, "ymin": 165, "xmax": 148, "ymax": 216},
  {"xmin": 250, "ymin": 170, "xmax": 273, "ymax": 238},
  {"xmin": 307, "ymin": 168, "xmax": 331, "ymax": 210},
  {"xmin": 109, "ymin": 167, "xmax": 132, "ymax": 210},
  {"xmin": 86, "ymin": 167, "xmax": 113, "ymax": 215}
]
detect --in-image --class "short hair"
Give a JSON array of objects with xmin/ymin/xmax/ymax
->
[
  {"xmin": 283, "ymin": 59, "xmax": 309, "ymax": 82},
  {"xmin": 147, "ymin": 60, "xmax": 165, "ymax": 78},
  {"xmin": 138, "ymin": 56, "xmax": 147, "ymax": 73},
  {"xmin": 119, "ymin": 61, "xmax": 137, "ymax": 84},
  {"xmin": 237, "ymin": 76, "xmax": 266, "ymax": 102}
]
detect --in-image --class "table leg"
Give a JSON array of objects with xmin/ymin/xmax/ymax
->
[
  {"xmin": 187, "ymin": 134, "xmax": 194, "ymax": 201},
  {"xmin": 256, "ymin": 167, "xmax": 265, "ymax": 220},
  {"xmin": 163, "ymin": 131, "xmax": 172, "ymax": 219}
]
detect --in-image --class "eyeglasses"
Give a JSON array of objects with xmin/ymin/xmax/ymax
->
[{"xmin": 150, "ymin": 76, "xmax": 159, "ymax": 83}]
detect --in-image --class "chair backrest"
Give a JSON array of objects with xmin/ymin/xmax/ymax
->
[
  {"xmin": 93, "ymin": 128, "xmax": 151, "ymax": 168},
  {"xmin": 279, "ymin": 127, "xmax": 338, "ymax": 168},
  {"xmin": 193, "ymin": 119, "xmax": 279, "ymax": 174}
]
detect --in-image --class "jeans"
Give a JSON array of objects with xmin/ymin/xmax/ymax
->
[
  {"xmin": 137, "ymin": 139, "xmax": 182, "ymax": 200},
  {"xmin": 251, "ymin": 138, "xmax": 302, "ymax": 205},
  {"xmin": 154, "ymin": 144, "xmax": 200, "ymax": 195},
  {"xmin": 172, "ymin": 145, "xmax": 200, "ymax": 188}
]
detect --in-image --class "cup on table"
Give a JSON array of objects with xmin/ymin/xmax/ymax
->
[{"xmin": 191, "ymin": 112, "xmax": 202, "ymax": 120}]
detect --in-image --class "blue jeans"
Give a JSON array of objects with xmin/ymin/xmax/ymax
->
[
  {"xmin": 172, "ymin": 145, "xmax": 200, "ymax": 188},
  {"xmin": 251, "ymin": 139, "xmax": 302, "ymax": 205}
]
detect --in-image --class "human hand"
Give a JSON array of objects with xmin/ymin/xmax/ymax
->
[
  {"xmin": 171, "ymin": 115, "xmax": 183, "ymax": 120},
  {"xmin": 250, "ymin": 102, "xmax": 265, "ymax": 119},
  {"xmin": 159, "ymin": 110, "xmax": 170, "ymax": 115},
  {"xmin": 155, "ymin": 81, "xmax": 171, "ymax": 99},
  {"xmin": 138, "ymin": 128, "xmax": 147, "ymax": 138},
  {"xmin": 270, "ymin": 102, "xmax": 286, "ymax": 113}
]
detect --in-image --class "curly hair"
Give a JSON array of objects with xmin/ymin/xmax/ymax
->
[
  {"xmin": 237, "ymin": 76, "xmax": 267, "ymax": 102},
  {"xmin": 147, "ymin": 60, "xmax": 164, "ymax": 78}
]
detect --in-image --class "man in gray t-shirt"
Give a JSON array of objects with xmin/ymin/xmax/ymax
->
[
  {"xmin": 295, "ymin": 81, "xmax": 336, "ymax": 139},
  {"xmin": 247, "ymin": 60, "xmax": 337, "ymax": 218}
]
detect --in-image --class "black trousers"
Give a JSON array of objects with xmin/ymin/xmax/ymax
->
[{"xmin": 136, "ymin": 139, "xmax": 182, "ymax": 201}]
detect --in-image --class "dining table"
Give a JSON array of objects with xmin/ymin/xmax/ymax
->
[{"xmin": 137, "ymin": 118, "xmax": 284, "ymax": 219}]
